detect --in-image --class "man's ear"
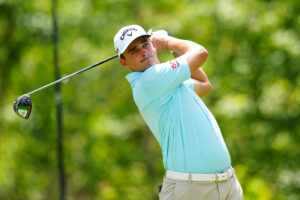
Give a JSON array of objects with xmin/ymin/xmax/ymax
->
[{"xmin": 120, "ymin": 58, "xmax": 129, "ymax": 69}]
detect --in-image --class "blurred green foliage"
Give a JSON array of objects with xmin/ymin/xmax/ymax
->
[{"xmin": 0, "ymin": 0, "xmax": 299, "ymax": 199}]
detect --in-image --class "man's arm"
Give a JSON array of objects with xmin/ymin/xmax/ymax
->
[
  {"xmin": 151, "ymin": 31, "xmax": 211, "ymax": 97},
  {"xmin": 151, "ymin": 33, "xmax": 209, "ymax": 73},
  {"xmin": 171, "ymin": 51, "xmax": 211, "ymax": 97},
  {"xmin": 191, "ymin": 68, "xmax": 212, "ymax": 97}
]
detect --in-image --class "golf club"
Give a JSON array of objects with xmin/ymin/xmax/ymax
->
[{"xmin": 13, "ymin": 54, "xmax": 118, "ymax": 119}]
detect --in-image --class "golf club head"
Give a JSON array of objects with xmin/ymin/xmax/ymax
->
[{"xmin": 13, "ymin": 94, "xmax": 32, "ymax": 119}]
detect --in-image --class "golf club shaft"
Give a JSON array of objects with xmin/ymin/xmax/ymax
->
[{"xmin": 27, "ymin": 54, "xmax": 118, "ymax": 95}]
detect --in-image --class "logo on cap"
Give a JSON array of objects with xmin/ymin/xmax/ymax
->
[{"xmin": 120, "ymin": 28, "xmax": 138, "ymax": 40}]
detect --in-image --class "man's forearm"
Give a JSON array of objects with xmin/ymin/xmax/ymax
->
[
  {"xmin": 151, "ymin": 32, "xmax": 208, "ymax": 73},
  {"xmin": 172, "ymin": 52, "xmax": 208, "ymax": 83},
  {"xmin": 165, "ymin": 37, "xmax": 206, "ymax": 57},
  {"xmin": 191, "ymin": 68, "xmax": 209, "ymax": 82},
  {"xmin": 166, "ymin": 37, "xmax": 208, "ymax": 73},
  {"xmin": 191, "ymin": 68, "xmax": 212, "ymax": 97}
]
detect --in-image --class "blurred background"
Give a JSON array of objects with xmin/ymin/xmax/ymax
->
[{"xmin": 0, "ymin": 0, "xmax": 299, "ymax": 199}]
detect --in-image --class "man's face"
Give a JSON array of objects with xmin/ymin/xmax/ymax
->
[{"xmin": 120, "ymin": 36, "xmax": 159, "ymax": 72}]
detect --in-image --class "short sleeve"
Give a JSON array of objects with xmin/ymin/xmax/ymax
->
[
  {"xmin": 183, "ymin": 78, "xmax": 194, "ymax": 91},
  {"xmin": 140, "ymin": 56, "xmax": 191, "ymax": 99}
]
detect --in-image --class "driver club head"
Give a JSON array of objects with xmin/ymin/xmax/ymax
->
[{"xmin": 13, "ymin": 94, "xmax": 32, "ymax": 119}]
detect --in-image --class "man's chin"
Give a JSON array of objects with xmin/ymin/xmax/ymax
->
[
  {"xmin": 134, "ymin": 64, "xmax": 152, "ymax": 72},
  {"xmin": 145, "ymin": 59, "xmax": 155, "ymax": 67},
  {"xmin": 134, "ymin": 59, "xmax": 156, "ymax": 72},
  {"xmin": 145, "ymin": 62, "xmax": 155, "ymax": 69}
]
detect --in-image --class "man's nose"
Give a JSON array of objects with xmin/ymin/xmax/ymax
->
[{"xmin": 140, "ymin": 47, "xmax": 147, "ymax": 57}]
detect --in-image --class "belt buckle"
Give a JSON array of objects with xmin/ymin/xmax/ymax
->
[
  {"xmin": 216, "ymin": 168, "xmax": 233, "ymax": 182},
  {"xmin": 215, "ymin": 174, "xmax": 219, "ymax": 182},
  {"xmin": 216, "ymin": 171, "xmax": 227, "ymax": 182}
]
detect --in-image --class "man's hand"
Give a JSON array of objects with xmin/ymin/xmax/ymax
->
[{"xmin": 149, "ymin": 30, "xmax": 170, "ymax": 52}]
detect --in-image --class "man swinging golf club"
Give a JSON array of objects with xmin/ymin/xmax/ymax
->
[{"xmin": 114, "ymin": 25, "xmax": 243, "ymax": 199}]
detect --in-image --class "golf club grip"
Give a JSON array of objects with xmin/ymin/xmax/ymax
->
[{"xmin": 27, "ymin": 54, "xmax": 118, "ymax": 95}]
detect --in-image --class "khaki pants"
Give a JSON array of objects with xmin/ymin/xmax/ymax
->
[{"xmin": 159, "ymin": 174, "xmax": 243, "ymax": 200}]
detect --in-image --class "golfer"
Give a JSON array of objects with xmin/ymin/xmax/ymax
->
[{"xmin": 114, "ymin": 25, "xmax": 243, "ymax": 200}]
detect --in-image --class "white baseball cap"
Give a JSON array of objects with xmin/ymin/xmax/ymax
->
[{"xmin": 114, "ymin": 25, "xmax": 150, "ymax": 57}]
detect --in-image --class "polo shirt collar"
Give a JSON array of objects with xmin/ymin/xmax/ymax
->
[{"xmin": 126, "ymin": 71, "xmax": 142, "ymax": 84}]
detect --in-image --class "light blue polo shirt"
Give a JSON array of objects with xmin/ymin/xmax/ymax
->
[{"xmin": 126, "ymin": 56, "xmax": 231, "ymax": 174}]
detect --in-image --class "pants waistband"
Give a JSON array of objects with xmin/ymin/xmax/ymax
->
[{"xmin": 165, "ymin": 167, "xmax": 234, "ymax": 182}]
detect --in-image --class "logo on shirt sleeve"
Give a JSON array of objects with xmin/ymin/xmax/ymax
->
[{"xmin": 169, "ymin": 60, "xmax": 180, "ymax": 69}]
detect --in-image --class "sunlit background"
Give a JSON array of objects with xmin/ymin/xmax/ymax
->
[{"xmin": 0, "ymin": 0, "xmax": 299, "ymax": 199}]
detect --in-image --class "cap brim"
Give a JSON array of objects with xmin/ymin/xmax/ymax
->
[{"xmin": 119, "ymin": 34, "xmax": 151, "ymax": 57}]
